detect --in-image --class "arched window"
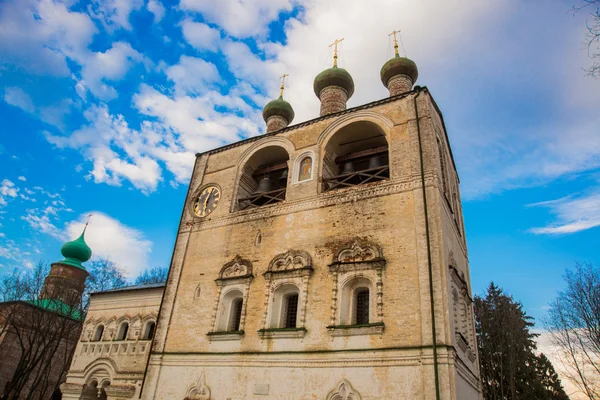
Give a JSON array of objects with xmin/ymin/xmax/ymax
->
[
  {"xmin": 355, "ymin": 289, "xmax": 370, "ymax": 325},
  {"xmin": 322, "ymin": 121, "xmax": 389, "ymax": 192},
  {"xmin": 339, "ymin": 277, "xmax": 373, "ymax": 326},
  {"xmin": 143, "ymin": 321, "xmax": 156, "ymax": 340},
  {"xmin": 452, "ymin": 287, "xmax": 459, "ymax": 334},
  {"xmin": 237, "ymin": 146, "xmax": 290, "ymax": 210},
  {"xmin": 93, "ymin": 325, "xmax": 104, "ymax": 342},
  {"xmin": 216, "ymin": 289, "xmax": 245, "ymax": 332},
  {"xmin": 116, "ymin": 322, "xmax": 129, "ymax": 341},
  {"xmin": 269, "ymin": 284, "xmax": 300, "ymax": 329}
]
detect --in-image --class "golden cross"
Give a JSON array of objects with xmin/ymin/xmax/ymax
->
[
  {"xmin": 389, "ymin": 30, "xmax": 401, "ymax": 56},
  {"xmin": 279, "ymin": 73, "xmax": 289, "ymax": 97},
  {"xmin": 329, "ymin": 38, "xmax": 344, "ymax": 67}
]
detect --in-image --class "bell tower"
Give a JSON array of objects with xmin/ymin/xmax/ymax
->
[
  {"xmin": 40, "ymin": 226, "xmax": 91, "ymax": 308},
  {"xmin": 142, "ymin": 35, "xmax": 481, "ymax": 400}
]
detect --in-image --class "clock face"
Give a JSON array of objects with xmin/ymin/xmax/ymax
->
[{"xmin": 193, "ymin": 186, "xmax": 221, "ymax": 217}]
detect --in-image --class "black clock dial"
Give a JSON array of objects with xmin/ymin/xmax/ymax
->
[{"xmin": 193, "ymin": 186, "xmax": 221, "ymax": 217}]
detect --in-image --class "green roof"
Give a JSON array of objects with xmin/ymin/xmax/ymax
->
[
  {"xmin": 262, "ymin": 96, "xmax": 295, "ymax": 123},
  {"xmin": 313, "ymin": 66, "xmax": 355, "ymax": 98},
  {"xmin": 26, "ymin": 299, "xmax": 83, "ymax": 321},
  {"xmin": 57, "ymin": 230, "xmax": 92, "ymax": 270},
  {"xmin": 380, "ymin": 55, "xmax": 419, "ymax": 87}
]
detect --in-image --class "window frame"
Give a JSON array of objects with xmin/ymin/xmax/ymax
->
[
  {"xmin": 292, "ymin": 151, "xmax": 315, "ymax": 184},
  {"xmin": 115, "ymin": 322, "xmax": 129, "ymax": 341}
]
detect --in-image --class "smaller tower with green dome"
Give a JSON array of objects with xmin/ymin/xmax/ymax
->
[
  {"xmin": 381, "ymin": 30, "xmax": 418, "ymax": 96},
  {"xmin": 263, "ymin": 74, "xmax": 295, "ymax": 133},
  {"xmin": 39, "ymin": 224, "xmax": 91, "ymax": 308},
  {"xmin": 314, "ymin": 38, "xmax": 354, "ymax": 116}
]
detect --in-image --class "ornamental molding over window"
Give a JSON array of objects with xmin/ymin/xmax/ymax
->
[
  {"xmin": 260, "ymin": 249, "xmax": 313, "ymax": 338},
  {"xmin": 265, "ymin": 249, "xmax": 313, "ymax": 278},
  {"xmin": 328, "ymin": 238, "xmax": 385, "ymax": 333},
  {"xmin": 217, "ymin": 255, "xmax": 253, "ymax": 283},
  {"xmin": 448, "ymin": 257, "xmax": 476, "ymax": 361},
  {"xmin": 210, "ymin": 256, "xmax": 254, "ymax": 339},
  {"xmin": 330, "ymin": 238, "xmax": 385, "ymax": 272},
  {"xmin": 326, "ymin": 379, "xmax": 362, "ymax": 400},
  {"xmin": 184, "ymin": 371, "xmax": 211, "ymax": 400}
]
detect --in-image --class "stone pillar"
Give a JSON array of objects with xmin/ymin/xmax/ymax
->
[
  {"xmin": 266, "ymin": 115, "xmax": 288, "ymax": 133},
  {"xmin": 318, "ymin": 85, "xmax": 348, "ymax": 116},
  {"xmin": 387, "ymin": 74, "xmax": 413, "ymax": 96}
]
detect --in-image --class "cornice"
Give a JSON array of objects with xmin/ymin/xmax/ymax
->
[{"xmin": 182, "ymin": 174, "xmax": 437, "ymax": 233}]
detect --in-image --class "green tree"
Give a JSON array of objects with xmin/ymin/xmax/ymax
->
[{"xmin": 475, "ymin": 283, "xmax": 569, "ymax": 400}]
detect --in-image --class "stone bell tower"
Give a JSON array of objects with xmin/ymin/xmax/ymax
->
[
  {"xmin": 142, "ymin": 34, "xmax": 482, "ymax": 400},
  {"xmin": 40, "ymin": 226, "xmax": 91, "ymax": 307}
]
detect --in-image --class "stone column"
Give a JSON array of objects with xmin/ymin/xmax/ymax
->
[
  {"xmin": 318, "ymin": 85, "xmax": 348, "ymax": 116},
  {"xmin": 387, "ymin": 74, "xmax": 413, "ymax": 96},
  {"xmin": 266, "ymin": 115, "xmax": 288, "ymax": 132}
]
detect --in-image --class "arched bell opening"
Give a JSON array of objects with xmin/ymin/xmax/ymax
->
[
  {"xmin": 237, "ymin": 146, "xmax": 290, "ymax": 210},
  {"xmin": 322, "ymin": 121, "xmax": 389, "ymax": 192}
]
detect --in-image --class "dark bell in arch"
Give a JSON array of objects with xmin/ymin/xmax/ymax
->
[
  {"xmin": 255, "ymin": 175, "xmax": 274, "ymax": 193},
  {"xmin": 368, "ymin": 154, "xmax": 385, "ymax": 170},
  {"xmin": 341, "ymin": 161, "xmax": 355, "ymax": 175},
  {"xmin": 279, "ymin": 168, "xmax": 288, "ymax": 182}
]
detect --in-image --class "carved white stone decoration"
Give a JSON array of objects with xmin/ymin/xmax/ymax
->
[
  {"xmin": 336, "ymin": 238, "xmax": 382, "ymax": 263},
  {"xmin": 184, "ymin": 371, "xmax": 211, "ymax": 400},
  {"xmin": 267, "ymin": 249, "xmax": 312, "ymax": 272},
  {"xmin": 259, "ymin": 250, "xmax": 313, "ymax": 336},
  {"xmin": 218, "ymin": 256, "xmax": 253, "ymax": 280},
  {"xmin": 210, "ymin": 256, "xmax": 253, "ymax": 336},
  {"xmin": 328, "ymin": 239, "xmax": 385, "ymax": 330},
  {"xmin": 326, "ymin": 379, "xmax": 361, "ymax": 400}
]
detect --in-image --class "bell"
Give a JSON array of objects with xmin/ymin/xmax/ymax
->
[
  {"xmin": 368, "ymin": 154, "xmax": 385, "ymax": 170},
  {"xmin": 279, "ymin": 168, "xmax": 288, "ymax": 182},
  {"xmin": 341, "ymin": 161, "xmax": 355, "ymax": 175},
  {"xmin": 255, "ymin": 175, "xmax": 274, "ymax": 193}
]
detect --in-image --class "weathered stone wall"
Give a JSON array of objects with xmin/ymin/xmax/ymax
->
[
  {"xmin": 0, "ymin": 303, "xmax": 79, "ymax": 400},
  {"xmin": 143, "ymin": 90, "xmax": 482, "ymax": 400}
]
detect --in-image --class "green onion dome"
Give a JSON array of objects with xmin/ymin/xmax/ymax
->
[
  {"xmin": 380, "ymin": 54, "xmax": 419, "ymax": 87},
  {"xmin": 262, "ymin": 96, "xmax": 295, "ymax": 124},
  {"xmin": 59, "ymin": 231, "xmax": 92, "ymax": 269},
  {"xmin": 313, "ymin": 66, "xmax": 355, "ymax": 98}
]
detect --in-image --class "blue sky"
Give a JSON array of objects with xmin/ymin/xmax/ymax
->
[{"xmin": 0, "ymin": 0, "xmax": 599, "ymax": 324}]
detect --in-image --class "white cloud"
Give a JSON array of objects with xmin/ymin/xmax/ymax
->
[
  {"xmin": 0, "ymin": 0, "xmax": 96, "ymax": 76},
  {"xmin": 180, "ymin": 19, "xmax": 221, "ymax": 51},
  {"xmin": 4, "ymin": 87, "xmax": 35, "ymax": 113},
  {"xmin": 65, "ymin": 212, "xmax": 152, "ymax": 278},
  {"xmin": 17, "ymin": 176, "xmax": 26, "ymax": 182},
  {"xmin": 45, "ymin": 104, "xmax": 164, "ymax": 193},
  {"xmin": 87, "ymin": 0, "xmax": 143, "ymax": 31},
  {"xmin": 528, "ymin": 191, "xmax": 600, "ymax": 235},
  {"xmin": 147, "ymin": 0, "xmax": 165, "ymax": 22},
  {"xmin": 179, "ymin": 0, "xmax": 295, "ymax": 38},
  {"xmin": 0, "ymin": 179, "xmax": 19, "ymax": 207},
  {"xmin": 77, "ymin": 41, "xmax": 148, "ymax": 100},
  {"xmin": 165, "ymin": 56, "xmax": 220, "ymax": 95}
]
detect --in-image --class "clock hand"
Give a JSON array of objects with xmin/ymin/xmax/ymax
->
[{"xmin": 202, "ymin": 188, "xmax": 214, "ymax": 213}]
